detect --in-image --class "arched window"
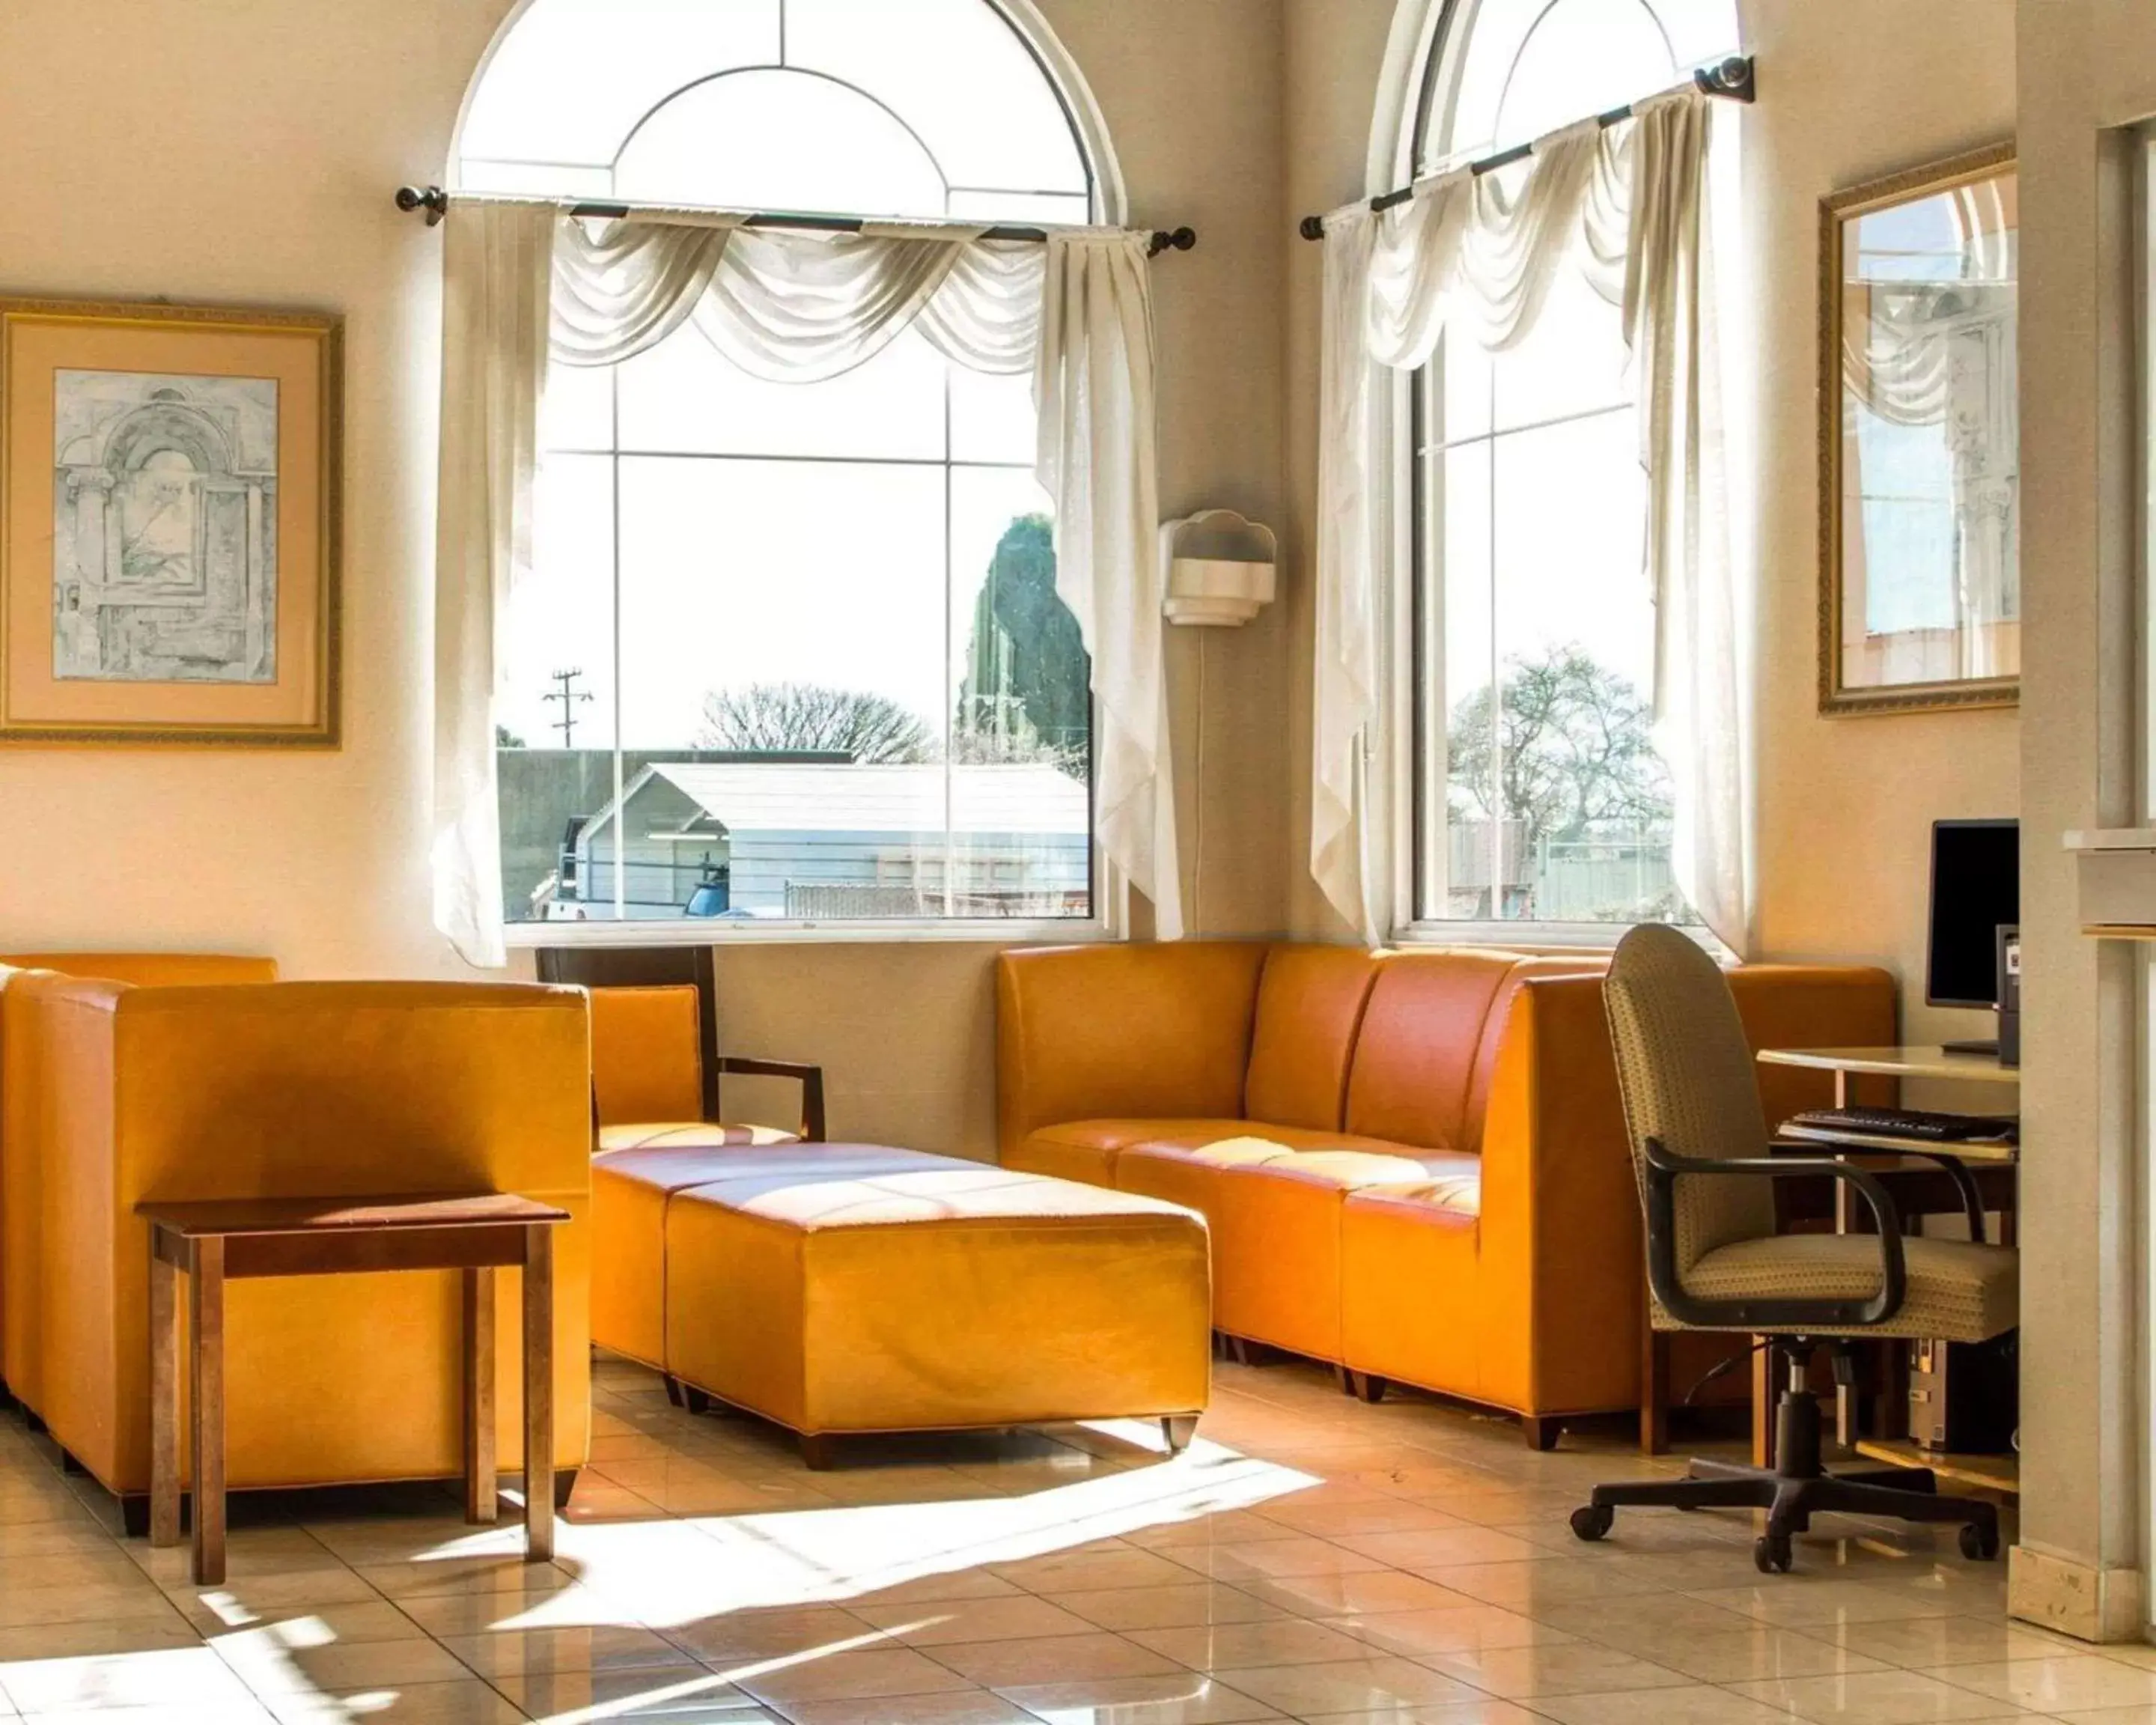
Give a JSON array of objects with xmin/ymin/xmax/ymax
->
[
  {"xmin": 456, "ymin": 0, "xmax": 1109, "ymax": 928},
  {"xmin": 1406, "ymin": 0, "xmax": 1735, "ymax": 929}
]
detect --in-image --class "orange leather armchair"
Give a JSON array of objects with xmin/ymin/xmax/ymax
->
[
  {"xmin": 0, "ymin": 953, "xmax": 277, "ymax": 1417},
  {"xmin": 999, "ymin": 940, "xmax": 1895, "ymax": 1445},
  {"xmin": 15, "ymin": 976, "xmax": 592, "ymax": 1515}
]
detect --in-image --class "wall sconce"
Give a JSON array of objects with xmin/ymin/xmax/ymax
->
[{"xmin": 1160, "ymin": 510, "xmax": 1278, "ymax": 627}]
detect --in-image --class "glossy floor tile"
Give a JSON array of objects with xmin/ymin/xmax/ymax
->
[{"xmin": 0, "ymin": 1352, "xmax": 2105, "ymax": 1723}]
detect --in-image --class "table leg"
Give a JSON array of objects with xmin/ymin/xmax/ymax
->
[
  {"xmin": 1640, "ymin": 1327, "xmax": 1669, "ymax": 1455},
  {"xmin": 1830, "ymin": 1068, "xmax": 1857, "ymax": 1450},
  {"xmin": 463, "ymin": 1267, "xmax": 496, "ymax": 1527},
  {"xmin": 522, "ymin": 1226, "xmax": 554, "ymax": 1563},
  {"xmin": 1751, "ymin": 1341, "xmax": 1773, "ymax": 1468},
  {"xmin": 148, "ymin": 1235, "xmax": 180, "ymax": 1548},
  {"xmin": 189, "ymin": 1238, "xmax": 225, "ymax": 1586}
]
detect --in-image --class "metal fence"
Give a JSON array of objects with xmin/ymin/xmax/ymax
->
[{"xmin": 1448, "ymin": 820, "xmax": 1678, "ymax": 922}]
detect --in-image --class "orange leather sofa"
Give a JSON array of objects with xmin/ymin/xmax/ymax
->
[
  {"xmin": 9, "ymin": 974, "xmax": 594, "ymax": 1511},
  {"xmin": 998, "ymin": 941, "xmax": 1893, "ymax": 1443},
  {"xmin": 0, "ymin": 952, "xmax": 278, "ymax": 1417}
]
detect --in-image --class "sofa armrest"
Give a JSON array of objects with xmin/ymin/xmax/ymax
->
[{"xmin": 995, "ymin": 943, "xmax": 1270, "ymax": 1154}]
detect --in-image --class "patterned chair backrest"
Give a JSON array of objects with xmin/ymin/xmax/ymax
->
[{"xmin": 1601, "ymin": 924, "xmax": 1776, "ymax": 1284}]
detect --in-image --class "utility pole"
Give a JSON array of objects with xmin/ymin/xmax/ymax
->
[{"xmin": 543, "ymin": 667, "xmax": 593, "ymax": 748}]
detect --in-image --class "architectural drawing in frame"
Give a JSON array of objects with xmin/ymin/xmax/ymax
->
[
  {"xmin": 0, "ymin": 296, "xmax": 339, "ymax": 747},
  {"xmin": 54, "ymin": 369, "xmax": 279, "ymax": 685}
]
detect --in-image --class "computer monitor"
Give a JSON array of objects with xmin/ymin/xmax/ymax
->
[{"xmin": 1927, "ymin": 818, "xmax": 2019, "ymax": 1011}]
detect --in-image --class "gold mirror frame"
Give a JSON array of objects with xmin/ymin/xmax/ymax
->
[{"xmin": 1818, "ymin": 142, "xmax": 2018, "ymax": 717}]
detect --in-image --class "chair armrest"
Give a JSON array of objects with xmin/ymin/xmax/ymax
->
[
  {"xmin": 1643, "ymin": 1137, "xmax": 1907, "ymax": 1330},
  {"xmin": 1771, "ymin": 1140, "xmax": 1988, "ymax": 1245},
  {"xmin": 716, "ymin": 1056, "xmax": 826, "ymax": 1143}
]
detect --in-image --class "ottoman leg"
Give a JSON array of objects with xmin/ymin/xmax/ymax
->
[
  {"xmin": 1161, "ymin": 1416, "xmax": 1198, "ymax": 1455},
  {"xmin": 662, "ymin": 1375, "xmax": 684, "ymax": 1408},
  {"xmin": 800, "ymin": 1435, "xmax": 837, "ymax": 1470}
]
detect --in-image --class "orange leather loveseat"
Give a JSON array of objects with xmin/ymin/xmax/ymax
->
[
  {"xmin": 4, "ymin": 973, "xmax": 594, "ymax": 1516},
  {"xmin": 998, "ymin": 941, "xmax": 1893, "ymax": 1444}
]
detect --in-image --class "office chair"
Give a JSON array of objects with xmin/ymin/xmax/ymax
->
[{"xmin": 1574, "ymin": 925, "xmax": 2018, "ymax": 1574}]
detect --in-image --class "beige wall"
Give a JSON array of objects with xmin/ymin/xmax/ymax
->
[
  {"xmin": 0, "ymin": 0, "xmax": 1291, "ymax": 1163},
  {"xmin": 1744, "ymin": 0, "xmax": 2020, "ymax": 1045}
]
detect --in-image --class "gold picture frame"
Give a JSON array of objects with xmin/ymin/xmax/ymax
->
[
  {"xmin": 1818, "ymin": 142, "xmax": 2018, "ymax": 717},
  {"xmin": 0, "ymin": 296, "xmax": 341, "ymax": 746}
]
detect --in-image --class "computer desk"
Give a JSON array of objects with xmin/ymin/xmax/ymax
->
[{"xmin": 1728, "ymin": 1047, "xmax": 2018, "ymax": 1472}]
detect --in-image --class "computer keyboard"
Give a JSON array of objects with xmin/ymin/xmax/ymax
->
[{"xmin": 1786, "ymin": 1107, "xmax": 2018, "ymax": 1143}]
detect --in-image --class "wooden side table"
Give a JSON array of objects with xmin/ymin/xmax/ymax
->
[{"xmin": 136, "ymin": 1193, "xmax": 570, "ymax": 1586}]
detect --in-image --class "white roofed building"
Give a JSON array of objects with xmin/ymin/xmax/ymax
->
[{"xmin": 550, "ymin": 761, "xmax": 1091, "ymax": 922}]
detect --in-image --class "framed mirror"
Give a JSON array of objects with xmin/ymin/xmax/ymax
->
[{"xmin": 1820, "ymin": 143, "xmax": 2018, "ymax": 715}]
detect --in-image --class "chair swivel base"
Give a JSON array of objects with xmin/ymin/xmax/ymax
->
[{"xmin": 1571, "ymin": 1381, "xmax": 2002, "ymax": 1575}]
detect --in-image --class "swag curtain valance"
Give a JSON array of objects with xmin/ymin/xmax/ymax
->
[
  {"xmin": 430, "ymin": 201, "xmax": 1178, "ymax": 966},
  {"xmin": 1315, "ymin": 87, "xmax": 1746, "ymax": 953}
]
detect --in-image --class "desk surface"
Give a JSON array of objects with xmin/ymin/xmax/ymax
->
[{"xmin": 1757, "ymin": 1045, "xmax": 2021, "ymax": 1085}]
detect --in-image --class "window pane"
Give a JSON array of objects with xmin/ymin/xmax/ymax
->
[
  {"xmin": 458, "ymin": 0, "xmax": 780, "ymax": 175},
  {"xmin": 786, "ymin": 0, "xmax": 1088, "ymax": 198},
  {"xmin": 1490, "ymin": 259, "xmax": 1631, "ymax": 431},
  {"xmin": 497, "ymin": 455, "xmax": 620, "ymax": 922},
  {"xmin": 1433, "ymin": 440, "xmax": 1495, "ymax": 920},
  {"xmin": 949, "ymin": 469, "xmax": 1090, "ymax": 916},
  {"xmin": 540, "ymin": 359, "xmax": 614, "ymax": 454},
  {"xmin": 946, "ymin": 190, "xmax": 1093, "ymax": 226},
  {"xmin": 1484, "ymin": 412, "xmax": 1675, "ymax": 924},
  {"xmin": 613, "ymin": 68, "xmax": 945, "ymax": 214},
  {"xmin": 617, "ymin": 323, "xmax": 947, "ymax": 461},
  {"xmin": 950, "ymin": 362, "xmax": 1037, "ymax": 466}
]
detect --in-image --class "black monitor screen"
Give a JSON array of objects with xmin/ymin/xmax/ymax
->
[{"xmin": 1927, "ymin": 820, "xmax": 2019, "ymax": 1008}]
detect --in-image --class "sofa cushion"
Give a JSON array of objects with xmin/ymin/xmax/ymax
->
[
  {"xmin": 1009, "ymin": 1118, "xmax": 1403, "ymax": 1188},
  {"xmin": 1345, "ymin": 951, "xmax": 1596, "ymax": 1153},
  {"xmin": 1243, "ymin": 946, "xmax": 1383, "ymax": 1132}
]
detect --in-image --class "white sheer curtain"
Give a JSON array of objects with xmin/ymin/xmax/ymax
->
[
  {"xmin": 430, "ymin": 201, "xmax": 1176, "ymax": 966},
  {"xmin": 1314, "ymin": 87, "xmax": 1747, "ymax": 952}
]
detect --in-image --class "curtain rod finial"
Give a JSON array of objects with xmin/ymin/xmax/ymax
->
[
  {"xmin": 1694, "ymin": 55, "xmax": 1755, "ymax": 103},
  {"xmin": 1148, "ymin": 226, "xmax": 1198, "ymax": 257},
  {"xmin": 1299, "ymin": 215, "xmax": 1327, "ymax": 242},
  {"xmin": 396, "ymin": 185, "xmax": 448, "ymax": 225}
]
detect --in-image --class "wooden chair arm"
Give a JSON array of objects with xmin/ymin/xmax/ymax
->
[{"xmin": 715, "ymin": 1056, "xmax": 826, "ymax": 1143}]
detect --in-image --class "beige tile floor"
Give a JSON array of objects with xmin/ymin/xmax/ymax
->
[{"xmin": 0, "ymin": 1353, "xmax": 2125, "ymax": 1723}]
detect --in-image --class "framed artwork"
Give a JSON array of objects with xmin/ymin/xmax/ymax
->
[
  {"xmin": 1819, "ymin": 144, "xmax": 2018, "ymax": 715},
  {"xmin": 0, "ymin": 297, "xmax": 341, "ymax": 746}
]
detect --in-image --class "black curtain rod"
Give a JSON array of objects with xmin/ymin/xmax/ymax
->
[
  {"xmin": 1297, "ymin": 54, "xmax": 1755, "ymax": 241},
  {"xmin": 394, "ymin": 187, "xmax": 1197, "ymax": 258}
]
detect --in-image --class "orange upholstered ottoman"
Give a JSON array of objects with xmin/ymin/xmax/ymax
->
[{"xmin": 654, "ymin": 1146, "xmax": 1211, "ymax": 1464}]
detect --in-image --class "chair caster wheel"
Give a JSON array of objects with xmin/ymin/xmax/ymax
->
[
  {"xmin": 1569, "ymin": 1505, "xmax": 1614, "ymax": 1542},
  {"xmin": 1959, "ymin": 1521, "xmax": 2000, "ymax": 1561},
  {"xmin": 1754, "ymin": 1533, "xmax": 1793, "ymax": 1574}
]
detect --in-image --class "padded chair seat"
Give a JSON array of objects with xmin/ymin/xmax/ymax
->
[
  {"xmin": 1675, "ymin": 1235, "xmax": 2018, "ymax": 1341},
  {"xmin": 597, "ymin": 1122, "xmax": 800, "ymax": 1154}
]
